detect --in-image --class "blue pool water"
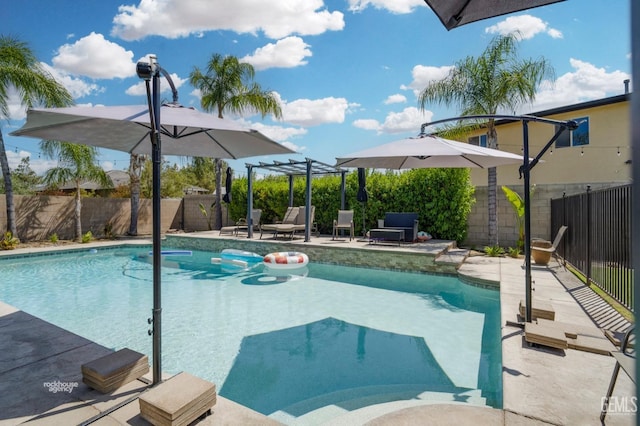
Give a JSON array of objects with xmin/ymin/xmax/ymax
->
[{"xmin": 0, "ymin": 247, "xmax": 502, "ymax": 419}]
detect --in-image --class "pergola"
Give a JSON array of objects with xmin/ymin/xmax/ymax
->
[{"xmin": 244, "ymin": 158, "xmax": 346, "ymax": 241}]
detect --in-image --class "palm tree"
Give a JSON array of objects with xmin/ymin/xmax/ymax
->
[
  {"xmin": 418, "ymin": 34, "xmax": 554, "ymax": 246},
  {"xmin": 128, "ymin": 153, "xmax": 145, "ymax": 235},
  {"xmin": 189, "ymin": 54, "xmax": 282, "ymax": 229},
  {"xmin": 0, "ymin": 36, "xmax": 73, "ymax": 239},
  {"xmin": 41, "ymin": 141, "xmax": 112, "ymax": 241}
]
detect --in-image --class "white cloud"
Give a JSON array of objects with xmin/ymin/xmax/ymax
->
[
  {"xmin": 380, "ymin": 107, "xmax": 432, "ymax": 134},
  {"xmin": 3, "ymin": 68, "xmax": 101, "ymax": 119},
  {"xmin": 402, "ymin": 65, "xmax": 454, "ymax": 97},
  {"xmin": 125, "ymin": 72, "xmax": 187, "ymax": 97},
  {"xmin": 280, "ymin": 96, "xmax": 355, "ymax": 126},
  {"xmin": 354, "ymin": 107, "xmax": 432, "ymax": 135},
  {"xmin": 6, "ymin": 150, "xmax": 57, "ymax": 175},
  {"xmin": 526, "ymin": 59, "xmax": 631, "ymax": 112},
  {"xmin": 52, "ymin": 32, "xmax": 136, "ymax": 79},
  {"xmin": 241, "ymin": 37, "xmax": 312, "ymax": 71},
  {"xmin": 485, "ymin": 15, "xmax": 562, "ymax": 40},
  {"xmin": 41, "ymin": 63, "xmax": 104, "ymax": 99},
  {"xmin": 384, "ymin": 94, "xmax": 407, "ymax": 105},
  {"xmin": 101, "ymin": 161, "xmax": 115, "ymax": 171},
  {"xmin": 353, "ymin": 119, "xmax": 381, "ymax": 131},
  {"xmin": 233, "ymin": 119, "xmax": 306, "ymax": 153},
  {"xmin": 347, "ymin": 0, "xmax": 425, "ymax": 14},
  {"xmin": 5, "ymin": 88, "xmax": 28, "ymax": 121},
  {"xmin": 111, "ymin": 0, "xmax": 345, "ymax": 41}
]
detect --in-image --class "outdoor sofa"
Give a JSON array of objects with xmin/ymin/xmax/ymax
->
[{"xmin": 370, "ymin": 212, "xmax": 419, "ymax": 244}]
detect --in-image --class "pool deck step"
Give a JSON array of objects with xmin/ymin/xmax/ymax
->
[{"xmin": 268, "ymin": 386, "xmax": 486, "ymax": 425}]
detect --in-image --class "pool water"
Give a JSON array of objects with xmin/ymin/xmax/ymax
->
[{"xmin": 0, "ymin": 247, "xmax": 502, "ymax": 419}]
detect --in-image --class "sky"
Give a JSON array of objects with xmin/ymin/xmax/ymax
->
[{"xmin": 2, "ymin": 0, "xmax": 632, "ymax": 177}]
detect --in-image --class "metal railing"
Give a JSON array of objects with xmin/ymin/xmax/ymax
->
[{"xmin": 550, "ymin": 184, "xmax": 633, "ymax": 311}]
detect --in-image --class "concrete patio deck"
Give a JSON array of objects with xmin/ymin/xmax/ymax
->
[{"xmin": 0, "ymin": 235, "xmax": 635, "ymax": 425}]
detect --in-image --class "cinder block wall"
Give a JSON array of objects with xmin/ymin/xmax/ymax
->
[
  {"xmin": 464, "ymin": 182, "xmax": 616, "ymax": 248},
  {"xmin": 0, "ymin": 195, "xmax": 182, "ymax": 241},
  {"xmin": 181, "ymin": 195, "xmax": 230, "ymax": 232}
]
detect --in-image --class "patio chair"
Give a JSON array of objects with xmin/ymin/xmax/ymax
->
[
  {"xmin": 259, "ymin": 206, "xmax": 299, "ymax": 239},
  {"xmin": 332, "ymin": 210, "xmax": 354, "ymax": 241},
  {"xmin": 292, "ymin": 205, "xmax": 316, "ymax": 239},
  {"xmin": 531, "ymin": 225, "xmax": 568, "ymax": 266},
  {"xmin": 601, "ymin": 325, "xmax": 635, "ymax": 422}
]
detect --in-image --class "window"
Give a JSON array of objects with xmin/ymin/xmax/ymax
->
[
  {"xmin": 555, "ymin": 116, "xmax": 589, "ymax": 148},
  {"xmin": 468, "ymin": 134, "xmax": 487, "ymax": 147}
]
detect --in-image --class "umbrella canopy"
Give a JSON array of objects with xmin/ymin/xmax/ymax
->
[
  {"xmin": 424, "ymin": 0, "xmax": 565, "ymax": 30},
  {"xmin": 11, "ymin": 103, "xmax": 293, "ymax": 158},
  {"xmin": 223, "ymin": 167, "xmax": 232, "ymax": 204},
  {"xmin": 336, "ymin": 134, "xmax": 525, "ymax": 169}
]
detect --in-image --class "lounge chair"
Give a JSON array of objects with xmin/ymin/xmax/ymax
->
[
  {"xmin": 220, "ymin": 209, "xmax": 262, "ymax": 236},
  {"xmin": 531, "ymin": 225, "xmax": 568, "ymax": 266},
  {"xmin": 601, "ymin": 326, "xmax": 635, "ymax": 422},
  {"xmin": 234, "ymin": 209, "xmax": 262, "ymax": 236},
  {"xmin": 259, "ymin": 206, "xmax": 299, "ymax": 239},
  {"xmin": 260, "ymin": 206, "xmax": 315, "ymax": 239},
  {"xmin": 332, "ymin": 210, "xmax": 354, "ymax": 241}
]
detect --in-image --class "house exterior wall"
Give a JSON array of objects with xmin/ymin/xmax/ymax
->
[
  {"xmin": 469, "ymin": 98, "xmax": 631, "ymax": 187},
  {"xmin": 464, "ymin": 96, "xmax": 631, "ymax": 247}
]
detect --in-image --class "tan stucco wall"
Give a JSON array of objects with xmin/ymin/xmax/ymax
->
[{"xmin": 469, "ymin": 100, "xmax": 631, "ymax": 187}]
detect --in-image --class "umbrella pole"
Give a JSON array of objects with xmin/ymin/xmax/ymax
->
[
  {"xmin": 522, "ymin": 122, "xmax": 532, "ymax": 323},
  {"xmin": 148, "ymin": 70, "xmax": 162, "ymax": 385}
]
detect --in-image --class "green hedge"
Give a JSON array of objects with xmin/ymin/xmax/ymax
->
[{"xmin": 228, "ymin": 168, "xmax": 475, "ymax": 243}]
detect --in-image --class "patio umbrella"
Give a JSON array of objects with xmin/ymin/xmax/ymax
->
[
  {"xmin": 11, "ymin": 96, "xmax": 295, "ymax": 386},
  {"xmin": 424, "ymin": 0, "xmax": 565, "ymax": 30},
  {"xmin": 336, "ymin": 134, "xmax": 525, "ymax": 169},
  {"xmin": 11, "ymin": 104, "xmax": 291, "ymax": 159},
  {"xmin": 356, "ymin": 168, "xmax": 368, "ymax": 202},
  {"xmin": 223, "ymin": 167, "xmax": 232, "ymax": 204},
  {"xmin": 356, "ymin": 168, "xmax": 368, "ymax": 239}
]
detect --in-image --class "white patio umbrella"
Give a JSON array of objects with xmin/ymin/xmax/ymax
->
[
  {"xmin": 11, "ymin": 78, "xmax": 295, "ymax": 385},
  {"xmin": 11, "ymin": 103, "xmax": 291, "ymax": 159},
  {"xmin": 335, "ymin": 134, "xmax": 525, "ymax": 169}
]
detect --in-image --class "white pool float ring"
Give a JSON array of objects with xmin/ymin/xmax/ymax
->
[{"xmin": 263, "ymin": 251, "xmax": 309, "ymax": 269}]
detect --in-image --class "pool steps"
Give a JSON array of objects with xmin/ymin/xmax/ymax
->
[{"xmin": 269, "ymin": 385, "xmax": 486, "ymax": 425}]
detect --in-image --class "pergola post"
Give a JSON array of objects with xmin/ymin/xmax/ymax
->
[
  {"xmin": 305, "ymin": 158, "xmax": 312, "ymax": 242},
  {"xmin": 246, "ymin": 164, "xmax": 254, "ymax": 239}
]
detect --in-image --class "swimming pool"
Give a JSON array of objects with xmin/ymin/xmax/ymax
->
[{"xmin": 0, "ymin": 246, "xmax": 501, "ymax": 421}]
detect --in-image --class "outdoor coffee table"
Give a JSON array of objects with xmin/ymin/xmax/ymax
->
[{"xmin": 369, "ymin": 228, "xmax": 405, "ymax": 245}]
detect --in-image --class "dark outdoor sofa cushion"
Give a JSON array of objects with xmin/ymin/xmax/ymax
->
[{"xmin": 383, "ymin": 212, "xmax": 419, "ymax": 242}]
